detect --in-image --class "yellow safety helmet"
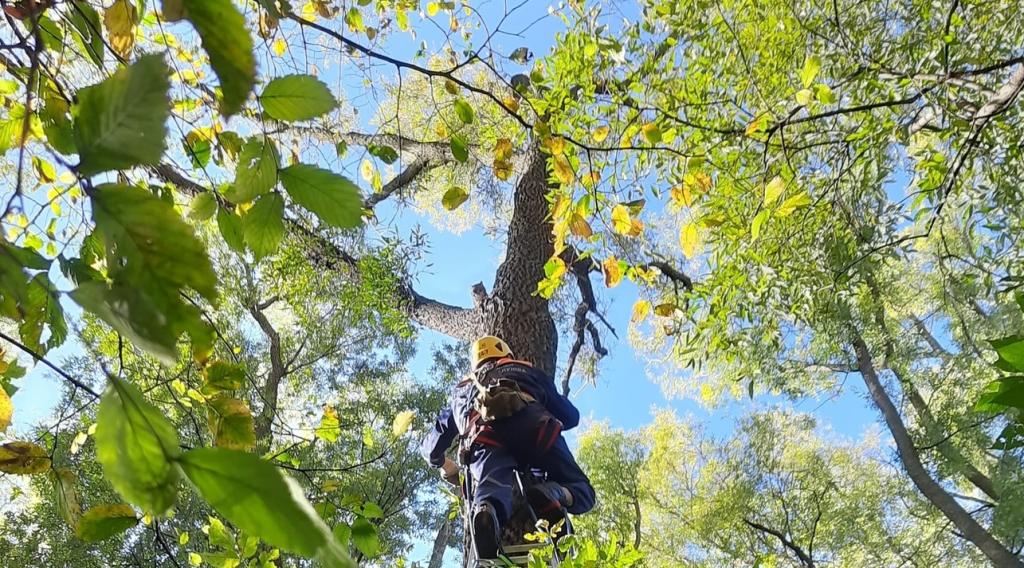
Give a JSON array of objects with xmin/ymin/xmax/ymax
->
[{"xmin": 471, "ymin": 335, "xmax": 512, "ymax": 369}]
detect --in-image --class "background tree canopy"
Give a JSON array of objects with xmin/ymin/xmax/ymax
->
[{"xmin": 0, "ymin": 0, "xmax": 1022, "ymax": 566}]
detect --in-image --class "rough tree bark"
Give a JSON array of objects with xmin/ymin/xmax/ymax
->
[
  {"xmin": 427, "ymin": 517, "xmax": 452, "ymax": 568},
  {"xmin": 851, "ymin": 332, "xmax": 1022, "ymax": 568}
]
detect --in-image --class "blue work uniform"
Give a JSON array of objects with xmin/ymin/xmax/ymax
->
[{"xmin": 420, "ymin": 359, "xmax": 596, "ymax": 523}]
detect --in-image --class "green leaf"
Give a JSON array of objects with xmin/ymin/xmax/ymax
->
[
  {"xmin": 181, "ymin": 0, "xmax": 255, "ymax": 117},
  {"xmin": 73, "ymin": 54, "xmax": 171, "ymax": 176},
  {"xmin": 800, "ymin": 54, "xmax": 822, "ymax": 88},
  {"xmin": 179, "ymin": 448, "xmax": 354, "ymax": 567},
  {"xmin": 95, "ymin": 377, "xmax": 181, "ymax": 515},
  {"xmin": 776, "ymin": 191, "xmax": 812, "ymax": 217},
  {"xmin": 991, "ymin": 335, "xmax": 1024, "ymax": 372},
  {"xmin": 279, "ymin": 164, "xmax": 363, "ymax": 229},
  {"xmin": 0, "ymin": 441, "xmax": 51, "ymax": 474},
  {"xmin": 814, "ymin": 83, "xmax": 836, "ymax": 104},
  {"xmin": 751, "ymin": 209, "xmax": 769, "ymax": 242},
  {"xmin": 976, "ymin": 377, "xmax": 1024, "ymax": 411},
  {"xmin": 91, "ymin": 183, "xmax": 217, "ymax": 300},
  {"xmin": 217, "ymin": 207, "xmax": 246, "ymax": 254},
  {"xmin": 230, "ymin": 136, "xmax": 279, "ymax": 203},
  {"xmin": 332, "ymin": 523, "xmax": 351, "ymax": 549},
  {"xmin": 183, "ymin": 131, "xmax": 212, "ymax": 169},
  {"xmin": 203, "ymin": 360, "xmax": 246, "ymax": 395},
  {"xmin": 351, "ymin": 516, "xmax": 380, "ymax": 557},
  {"xmin": 335, "ymin": 141, "xmax": 348, "ymax": 158},
  {"xmin": 453, "ymin": 99, "xmax": 474, "ymax": 124},
  {"xmin": 450, "ymin": 134, "xmax": 468, "ymax": 163},
  {"xmin": 260, "ymin": 75, "xmax": 337, "ymax": 122},
  {"xmin": 242, "ymin": 193, "xmax": 286, "ymax": 260},
  {"xmin": 442, "ymin": 187, "xmax": 469, "ymax": 211},
  {"xmin": 41, "ymin": 95, "xmax": 76, "ymax": 155},
  {"xmin": 367, "ymin": 144, "xmax": 398, "ymax": 164},
  {"xmin": 763, "ymin": 176, "xmax": 785, "ymax": 205},
  {"xmin": 795, "ymin": 88, "xmax": 813, "ymax": 106},
  {"xmin": 68, "ymin": 1, "xmax": 104, "ymax": 68},
  {"xmin": 19, "ymin": 273, "xmax": 66, "ymax": 354},
  {"xmin": 207, "ymin": 397, "xmax": 256, "ymax": 451},
  {"xmin": 53, "ymin": 468, "xmax": 83, "ymax": 531},
  {"xmin": 189, "ymin": 193, "xmax": 218, "ymax": 221},
  {"xmin": 76, "ymin": 504, "xmax": 139, "ymax": 542}
]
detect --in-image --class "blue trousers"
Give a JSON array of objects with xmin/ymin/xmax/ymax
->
[{"xmin": 468, "ymin": 436, "xmax": 596, "ymax": 524}]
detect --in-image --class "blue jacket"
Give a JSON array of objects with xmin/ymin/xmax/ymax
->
[{"xmin": 420, "ymin": 360, "xmax": 580, "ymax": 467}]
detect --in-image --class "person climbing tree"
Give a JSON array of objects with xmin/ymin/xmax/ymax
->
[{"xmin": 420, "ymin": 335, "xmax": 596, "ymax": 559}]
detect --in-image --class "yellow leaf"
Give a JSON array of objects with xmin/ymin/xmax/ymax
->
[
  {"xmin": 545, "ymin": 257, "xmax": 567, "ymax": 280},
  {"xmin": 670, "ymin": 184, "xmax": 693, "ymax": 207},
  {"xmin": 321, "ymin": 479, "xmax": 341, "ymax": 492},
  {"xmin": 680, "ymin": 222, "xmax": 700, "ymax": 259},
  {"xmin": 272, "ymin": 38, "xmax": 287, "ymax": 56},
  {"xmin": 444, "ymin": 79, "xmax": 459, "ymax": 95},
  {"xmin": 189, "ymin": 552, "xmax": 202, "ymax": 566},
  {"xmin": 796, "ymin": 88, "xmax": 813, "ymax": 106},
  {"xmin": 777, "ymin": 191, "xmax": 812, "ymax": 217},
  {"xmin": 611, "ymin": 204, "xmax": 633, "ymax": 235},
  {"xmin": 0, "ymin": 387, "xmax": 10, "ymax": 433},
  {"xmin": 442, "ymin": 186, "xmax": 469, "ymax": 211},
  {"xmin": 686, "ymin": 171, "xmax": 713, "ymax": 193},
  {"xmin": 207, "ymin": 397, "xmax": 255, "ymax": 451},
  {"xmin": 104, "ymin": 0, "xmax": 139, "ymax": 59},
  {"xmin": 654, "ymin": 303, "xmax": 677, "ymax": 317},
  {"xmin": 641, "ymin": 123, "xmax": 662, "ymax": 144},
  {"xmin": 764, "ymin": 176, "xmax": 785, "ymax": 205},
  {"xmin": 569, "ymin": 214, "xmax": 593, "ymax": 238},
  {"xmin": 392, "ymin": 410, "xmax": 415, "ymax": 437},
  {"xmin": 548, "ymin": 136, "xmax": 565, "ymax": 155},
  {"xmin": 433, "ymin": 121, "xmax": 448, "ymax": 138},
  {"xmin": 631, "ymin": 299, "xmax": 651, "ymax": 323},
  {"xmin": 552, "ymin": 154, "xmax": 577, "ymax": 185},
  {"xmin": 745, "ymin": 113, "xmax": 767, "ymax": 137},
  {"xmin": 316, "ymin": 405, "xmax": 340, "ymax": 443},
  {"xmin": 493, "ymin": 159, "xmax": 512, "ymax": 181},
  {"xmin": 551, "ymin": 195, "xmax": 571, "ymax": 220},
  {"xmin": 603, "ymin": 256, "xmax": 623, "ymax": 288},
  {"xmin": 0, "ymin": 441, "xmax": 51, "ymax": 474},
  {"xmin": 503, "ymin": 96, "xmax": 520, "ymax": 113},
  {"xmin": 699, "ymin": 383, "xmax": 715, "ymax": 404},
  {"xmin": 628, "ymin": 218, "xmax": 644, "ymax": 237},
  {"xmin": 494, "ymin": 138, "xmax": 513, "ymax": 161},
  {"xmin": 360, "ymin": 159, "xmax": 374, "ymax": 182},
  {"xmin": 426, "ymin": 2, "xmax": 440, "ymax": 16}
]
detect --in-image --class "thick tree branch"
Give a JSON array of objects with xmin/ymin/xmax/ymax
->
[
  {"xmin": 364, "ymin": 157, "xmax": 433, "ymax": 210},
  {"xmin": 851, "ymin": 332, "xmax": 1021, "ymax": 567},
  {"xmin": 247, "ymin": 300, "xmax": 285, "ymax": 449}
]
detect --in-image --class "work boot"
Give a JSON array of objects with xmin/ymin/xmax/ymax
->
[
  {"xmin": 472, "ymin": 501, "xmax": 500, "ymax": 559},
  {"xmin": 526, "ymin": 482, "xmax": 569, "ymax": 530}
]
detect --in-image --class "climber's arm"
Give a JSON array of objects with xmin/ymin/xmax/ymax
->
[
  {"xmin": 531, "ymin": 368, "xmax": 581, "ymax": 430},
  {"xmin": 419, "ymin": 407, "xmax": 458, "ymax": 468}
]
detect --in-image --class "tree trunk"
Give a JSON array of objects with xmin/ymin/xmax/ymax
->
[
  {"xmin": 248, "ymin": 301, "xmax": 285, "ymax": 452},
  {"xmin": 851, "ymin": 332, "xmax": 1022, "ymax": 567},
  {"xmin": 427, "ymin": 517, "xmax": 452, "ymax": 568},
  {"xmin": 487, "ymin": 144, "xmax": 558, "ymax": 375}
]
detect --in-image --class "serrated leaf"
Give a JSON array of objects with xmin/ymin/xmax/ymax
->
[
  {"xmin": 800, "ymin": 55, "xmax": 822, "ymax": 88},
  {"xmin": 453, "ymin": 99, "xmax": 474, "ymax": 124},
  {"xmin": 217, "ymin": 207, "xmax": 246, "ymax": 253},
  {"xmin": 208, "ymin": 397, "xmax": 256, "ymax": 451},
  {"xmin": 442, "ymin": 186, "xmax": 469, "ymax": 211},
  {"xmin": 391, "ymin": 410, "xmax": 414, "ymax": 438},
  {"xmin": 181, "ymin": 0, "xmax": 256, "ymax": 117},
  {"xmin": 53, "ymin": 468, "xmax": 83, "ymax": 531},
  {"xmin": 74, "ymin": 54, "xmax": 170, "ymax": 176},
  {"xmin": 280, "ymin": 164, "xmax": 363, "ymax": 229},
  {"xmin": 351, "ymin": 516, "xmax": 380, "ymax": 557},
  {"xmin": 203, "ymin": 360, "xmax": 245, "ymax": 395},
  {"xmin": 0, "ymin": 441, "xmax": 50, "ymax": 474},
  {"xmin": 95, "ymin": 378, "xmax": 181, "ymax": 515},
  {"xmin": 76, "ymin": 504, "xmax": 139, "ymax": 542},
  {"xmin": 91, "ymin": 184, "xmax": 217, "ymax": 300},
  {"xmin": 261, "ymin": 75, "xmax": 337, "ymax": 122},
  {"xmin": 242, "ymin": 193, "xmax": 285, "ymax": 260},
  {"xmin": 231, "ymin": 136, "xmax": 279, "ymax": 203},
  {"xmin": 179, "ymin": 448, "xmax": 354, "ymax": 567}
]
